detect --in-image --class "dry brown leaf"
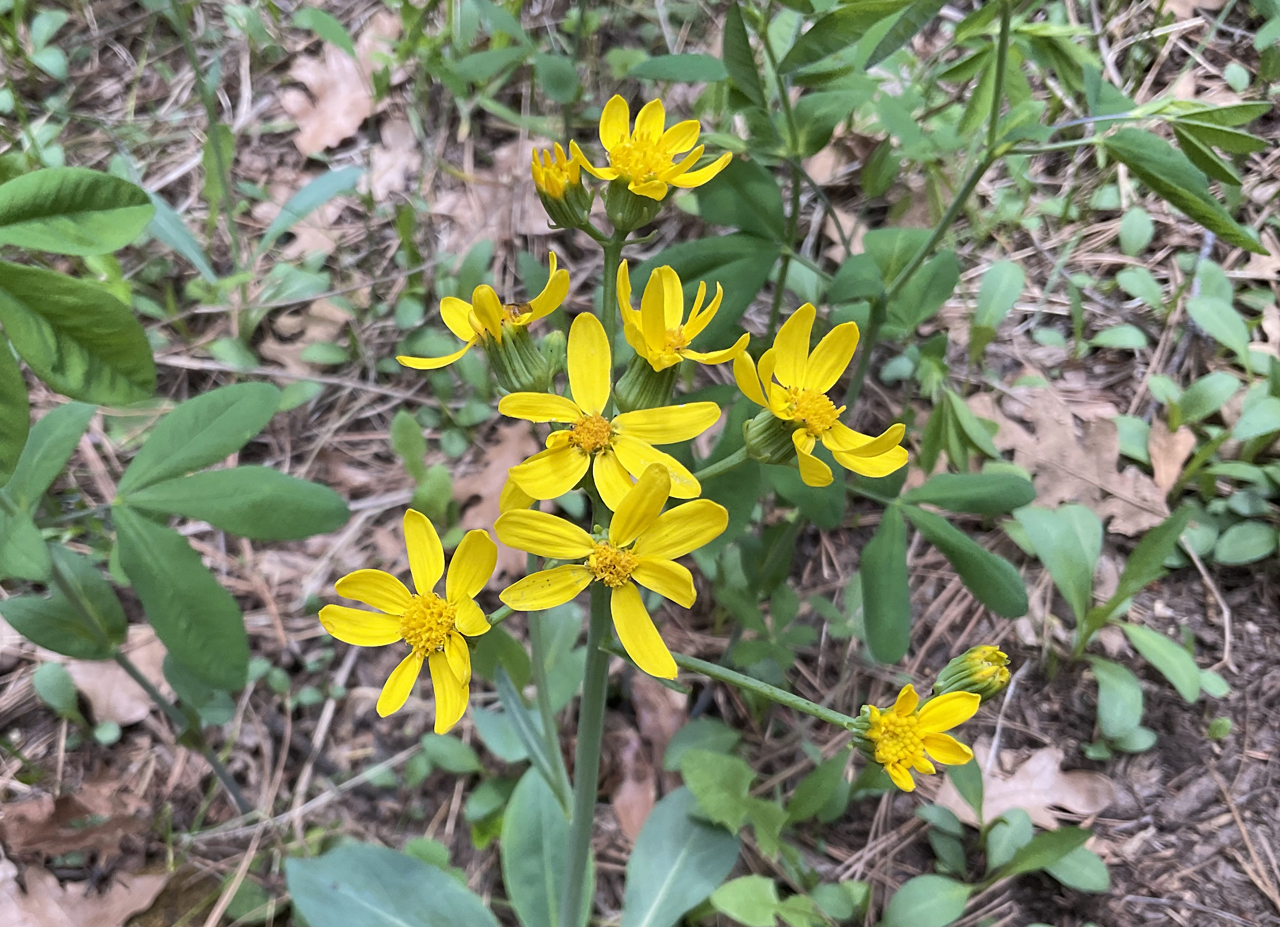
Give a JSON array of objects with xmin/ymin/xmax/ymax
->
[
  {"xmin": 259, "ymin": 299, "xmax": 352, "ymax": 375},
  {"xmin": 1165, "ymin": 0, "xmax": 1225, "ymax": 19},
  {"xmin": 279, "ymin": 12, "xmax": 403, "ymax": 156},
  {"xmin": 45, "ymin": 626, "xmax": 170, "ymax": 726},
  {"xmin": 1242, "ymin": 229, "xmax": 1280, "ymax": 281},
  {"xmin": 455, "ymin": 424, "xmax": 540, "ymax": 582},
  {"xmin": 0, "ymin": 860, "xmax": 167, "ymax": 927},
  {"xmin": 1148, "ymin": 420, "xmax": 1197, "ymax": 492},
  {"xmin": 250, "ymin": 181, "xmax": 353, "ymax": 261},
  {"xmin": 369, "ymin": 118, "xmax": 422, "ymax": 202},
  {"xmin": 630, "ymin": 674, "xmax": 687, "ymax": 793},
  {"xmin": 432, "ymin": 139, "xmax": 554, "ymax": 255},
  {"xmin": 610, "ymin": 726, "xmax": 656, "ymax": 840},
  {"xmin": 935, "ymin": 739, "xmax": 1116, "ymax": 829},
  {"xmin": 969, "ymin": 388, "xmax": 1168, "ymax": 536},
  {"xmin": 0, "ymin": 778, "xmax": 150, "ymax": 863}
]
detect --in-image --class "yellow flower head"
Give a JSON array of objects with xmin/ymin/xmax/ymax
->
[
  {"xmin": 319, "ymin": 511, "xmax": 496, "ymax": 730},
  {"xmin": 496, "ymin": 464, "xmax": 727, "ymax": 678},
  {"xmin": 618, "ymin": 262, "xmax": 749, "ymax": 371},
  {"xmin": 499, "ymin": 312, "xmax": 722, "ymax": 511},
  {"xmin": 570, "ymin": 95, "xmax": 731, "ymax": 201},
  {"xmin": 531, "ymin": 142, "xmax": 581, "ymax": 199},
  {"xmin": 865, "ymin": 684, "xmax": 980, "ymax": 792},
  {"xmin": 934, "ymin": 644, "xmax": 1011, "ymax": 703},
  {"xmin": 734, "ymin": 303, "xmax": 908, "ymax": 487},
  {"xmin": 397, "ymin": 254, "xmax": 570, "ymax": 371}
]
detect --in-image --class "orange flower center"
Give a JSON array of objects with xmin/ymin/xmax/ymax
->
[
  {"xmin": 587, "ymin": 542, "xmax": 637, "ymax": 587},
  {"xmin": 609, "ymin": 138, "xmax": 673, "ymax": 184},
  {"xmin": 871, "ymin": 711, "xmax": 926, "ymax": 768},
  {"xmin": 789, "ymin": 388, "xmax": 844, "ymax": 436},
  {"xmin": 569, "ymin": 414, "xmax": 613, "ymax": 454},
  {"xmin": 399, "ymin": 593, "xmax": 456, "ymax": 654}
]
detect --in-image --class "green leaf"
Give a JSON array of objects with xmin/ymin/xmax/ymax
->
[
  {"xmin": 1119, "ymin": 622, "xmax": 1200, "ymax": 702},
  {"xmin": 664, "ymin": 718, "xmax": 741, "ymax": 772},
  {"xmin": 888, "ymin": 251, "xmax": 959, "ymax": 333},
  {"xmin": 286, "ymin": 843, "xmax": 500, "ymax": 927},
  {"xmin": 879, "ymin": 875, "xmax": 971, "ymax": 927},
  {"xmin": 903, "ymin": 472, "xmax": 1035, "ymax": 515},
  {"xmin": 113, "ymin": 505, "xmax": 249, "ymax": 690},
  {"xmin": 1090, "ymin": 324, "xmax": 1148, "ymax": 350},
  {"xmin": 1213, "ymin": 521, "xmax": 1276, "ymax": 565},
  {"xmin": 766, "ymin": 448, "xmax": 846, "ymax": 530},
  {"xmin": 147, "ymin": 193, "xmax": 218, "ymax": 282},
  {"xmin": 865, "ymin": 0, "xmax": 949, "ymax": 68},
  {"xmin": 0, "ymin": 261, "xmax": 155, "ymax": 404},
  {"xmin": 788, "ymin": 750, "xmax": 850, "ymax": 823},
  {"xmin": 862, "ymin": 504, "xmax": 911, "ymax": 663},
  {"xmin": 0, "ymin": 493, "xmax": 51, "ymax": 581},
  {"xmin": 828, "ymin": 253, "xmax": 883, "ymax": 304},
  {"xmin": 905, "ymin": 506, "xmax": 1028, "ymax": 618},
  {"xmin": 291, "ymin": 7, "xmax": 357, "ymax": 58},
  {"xmin": 1102, "ymin": 129, "xmax": 1264, "ymax": 254},
  {"xmin": 947, "ymin": 760, "xmax": 984, "ymax": 821},
  {"xmin": 1088, "ymin": 657, "xmax": 1143, "ymax": 741},
  {"xmin": 863, "ymin": 228, "xmax": 930, "ymax": 287},
  {"xmin": 495, "ymin": 667, "xmax": 570, "ymax": 803},
  {"xmin": 710, "ymin": 876, "xmax": 778, "ymax": 927},
  {"xmin": 534, "ymin": 53, "xmax": 579, "ymax": 104},
  {"xmin": 30, "ymin": 10, "xmax": 69, "ymax": 49},
  {"xmin": 123, "ymin": 466, "xmax": 349, "ymax": 540},
  {"xmin": 985, "ymin": 808, "xmax": 1033, "ymax": 872},
  {"xmin": 33, "ymin": 662, "xmax": 82, "ymax": 722},
  {"xmin": 1187, "ymin": 296, "xmax": 1251, "ymax": 368},
  {"xmin": 1171, "ymin": 118, "xmax": 1269, "ymax": 155},
  {"xmin": 996, "ymin": 827, "xmax": 1092, "ymax": 878},
  {"xmin": 1116, "ymin": 266, "xmax": 1164, "ymax": 310},
  {"xmin": 1232, "ymin": 396, "xmax": 1280, "ymax": 440},
  {"xmin": 202, "ymin": 124, "xmax": 235, "ymax": 221},
  {"xmin": 118, "ymin": 383, "xmax": 280, "ymax": 494},
  {"xmin": 681, "ymin": 749, "xmax": 756, "ymax": 831},
  {"xmin": 697, "ymin": 159, "xmax": 785, "ymax": 241},
  {"xmin": 944, "ymin": 389, "xmax": 1001, "ymax": 459},
  {"xmin": 0, "ymin": 546, "xmax": 126, "ymax": 659},
  {"xmin": 723, "ymin": 2, "xmax": 765, "ymax": 108},
  {"xmin": 258, "ymin": 168, "xmax": 363, "ymax": 254},
  {"xmin": 421, "ymin": 733, "xmax": 483, "ymax": 774},
  {"xmin": 1096, "ymin": 507, "xmax": 1191, "ymax": 622},
  {"xmin": 453, "ymin": 46, "xmax": 529, "ymax": 83},
  {"xmin": 1045, "ymin": 845, "xmax": 1110, "ymax": 892},
  {"xmin": 391, "ymin": 407, "xmax": 429, "ymax": 483},
  {"xmin": 501, "ymin": 769, "xmax": 592, "ymax": 927},
  {"xmin": 779, "ymin": 0, "xmax": 913, "ymax": 72},
  {"xmin": 1180, "ymin": 372, "xmax": 1238, "ymax": 424},
  {"xmin": 1118, "ymin": 207, "xmax": 1154, "ymax": 256},
  {"xmin": 0, "ymin": 167, "xmax": 154, "ymax": 255},
  {"xmin": 971, "ymin": 261, "xmax": 1024, "ymax": 360},
  {"xmin": 630, "ymin": 53, "xmax": 728, "ymax": 83},
  {"xmin": 621, "ymin": 788, "xmax": 741, "ymax": 927},
  {"xmin": 0, "ymin": 340, "xmax": 27, "ymax": 483},
  {"xmin": 1014, "ymin": 506, "xmax": 1099, "ymax": 624},
  {"xmin": 473, "ymin": 0, "xmax": 530, "ymax": 43}
]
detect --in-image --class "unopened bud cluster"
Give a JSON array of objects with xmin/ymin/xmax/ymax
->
[{"xmin": 932, "ymin": 645, "xmax": 1011, "ymax": 703}]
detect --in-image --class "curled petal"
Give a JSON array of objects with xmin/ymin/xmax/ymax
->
[
  {"xmin": 681, "ymin": 332, "xmax": 750, "ymax": 366},
  {"xmin": 922, "ymin": 733, "xmax": 974, "ymax": 766},
  {"xmin": 593, "ymin": 449, "xmax": 636, "ymax": 511},
  {"xmin": 885, "ymin": 763, "xmax": 916, "ymax": 792},
  {"xmin": 831, "ymin": 443, "xmax": 908, "ymax": 479},
  {"xmin": 612, "ymin": 435, "xmax": 701, "ymax": 500},
  {"xmin": 440, "ymin": 296, "xmax": 479, "ymax": 342},
  {"xmin": 733, "ymin": 352, "xmax": 767, "ymax": 407},
  {"xmin": 628, "ymin": 179, "xmax": 669, "ymax": 200},
  {"xmin": 893, "ymin": 684, "xmax": 920, "ymax": 716},
  {"xmin": 528, "ymin": 261, "xmax": 570, "ymax": 320},
  {"xmin": 453, "ymin": 597, "xmax": 491, "ymax": 637},
  {"xmin": 471, "ymin": 285, "xmax": 505, "ymax": 340},
  {"xmin": 669, "ymin": 151, "xmax": 732, "ymax": 188},
  {"xmin": 793, "ymin": 433, "xmax": 833, "ymax": 487},
  {"xmin": 397, "ymin": 340, "xmax": 474, "ymax": 370},
  {"xmin": 445, "ymin": 630, "xmax": 472, "ymax": 686}
]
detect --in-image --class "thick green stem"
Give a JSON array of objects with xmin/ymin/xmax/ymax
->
[
  {"xmin": 987, "ymin": 0, "xmax": 1012, "ymax": 153},
  {"xmin": 527, "ymin": 555, "xmax": 571, "ymax": 801},
  {"xmin": 600, "ymin": 234, "xmax": 626, "ymax": 412},
  {"xmin": 693, "ymin": 446, "xmax": 749, "ymax": 483},
  {"xmin": 559, "ymin": 581, "xmax": 611, "ymax": 927}
]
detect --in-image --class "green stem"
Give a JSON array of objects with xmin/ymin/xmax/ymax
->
[
  {"xmin": 601, "ymin": 234, "xmax": 626, "ymax": 412},
  {"xmin": 526, "ymin": 555, "xmax": 571, "ymax": 800},
  {"xmin": 693, "ymin": 446, "xmax": 749, "ymax": 483},
  {"xmin": 559, "ymin": 581, "xmax": 611, "ymax": 927},
  {"xmin": 987, "ymin": 0, "xmax": 1011, "ymax": 153}
]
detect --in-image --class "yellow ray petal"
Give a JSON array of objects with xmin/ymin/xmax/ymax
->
[
  {"xmin": 495, "ymin": 509, "xmax": 595, "ymax": 559},
  {"xmin": 773, "ymin": 303, "xmax": 816, "ymax": 388},
  {"xmin": 428, "ymin": 651, "xmax": 468, "ymax": 733},
  {"xmin": 453, "ymin": 597, "xmax": 491, "ymax": 637},
  {"xmin": 397, "ymin": 341, "xmax": 474, "ymax": 370},
  {"xmin": 611, "ymin": 435, "xmax": 702, "ymax": 499},
  {"xmin": 528, "ymin": 259, "xmax": 570, "ymax": 321},
  {"xmin": 499, "ymin": 477, "xmax": 537, "ymax": 514},
  {"xmin": 733, "ymin": 351, "xmax": 767, "ymax": 407},
  {"xmin": 499, "ymin": 392, "xmax": 583, "ymax": 423},
  {"xmin": 660, "ymin": 145, "xmax": 705, "ymax": 182},
  {"xmin": 793, "ymin": 434, "xmax": 833, "ymax": 487},
  {"xmin": 885, "ymin": 763, "xmax": 916, "ymax": 792},
  {"xmin": 917, "ymin": 691, "xmax": 981, "ymax": 732},
  {"xmin": 447, "ymin": 529, "xmax": 497, "ymax": 604},
  {"xmin": 600, "ymin": 95, "xmax": 631, "ymax": 150},
  {"xmin": 669, "ymin": 151, "xmax": 732, "ymax": 188},
  {"xmin": 632, "ymin": 558, "xmax": 695, "ymax": 607},
  {"xmin": 440, "ymin": 296, "xmax": 478, "ymax": 342},
  {"xmin": 804, "ymin": 321, "xmax": 861, "ymax": 393},
  {"xmin": 609, "ymin": 463, "xmax": 670, "ymax": 548},
  {"xmin": 376, "ymin": 650, "xmax": 423, "ymax": 717},
  {"xmin": 568, "ymin": 312, "xmax": 611, "ymax": 416},
  {"xmin": 660, "ymin": 264, "xmax": 684, "ymax": 331},
  {"xmin": 661, "ymin": 119, "xmax": 701, "ymax": 153},
  {"xmin": 500, "ymin": 564, "xmax": 595, "ymax": 610},
  {"xmin": 403, "ymin": 508, "xmax": 444, "ymax": 594},
  {"xmin": 631, "ymin": 499, "xmax": 729, "ymax": 560},
  {"xmin": 318, "ymin": 605, "xmax": 402, "ymax": 646},
  {"xmin": 571, "ymin": 139, "xmax": 618, "ymax": 180},
  {"xmin": 445, "ymin": 630, "xmax": 472, "ymax": 686},
  {"xmin": 593, "ymin": 448, "xmax": 636, "ymax": 512},
  {"xmin": 613, "ymin": 401, "xmax": 721, "ymax": 443},
  {"xmin": 335, "ymin": 569, "xmax": 412, "ymax": 614},
  {"xmin": 681, "ymin": 332, "xmax": 749, "ymax": 366},
  {"xmin": 611, "ymin": 582, "xmax": 677, "ymax": 678},
  {"xmin": 831, "ymin": 444, "xmax": 908, "ymax": 478},
  {"xmin": 471, "ymin": 285, "xmax": 504, "ymax": 340},
  {"xmin": 893, "ymin": 684, "xmax": 920, "ymax": 716},
  {"xmin": 913, "ymin": 754, "xmax": 937, "ymax": 776},
  {"xmin": 682, "ymin": 283, "xmax": 724, "ymax": 341},
  {"xmin": 633, "ymin": 98, "xmax": 666, "ymax": 142},
  {"xmin": 617, "ymin": 261, "xmax": 639, "ymax": 330},
  {"xmin": 640, "ymin": 267, "xmax": 672, "ymax": 352},
  {"xmin": 923, "ymin": 733, "xmax": 974, "ymax": 766},
  {"xmin": 509, "ymin": 444, "xmax": 591, "ymax": 500},
  {"xmin": 826, "ymin": 421, "xmax": 906, "ymax": 457},
  {"xmin": 628, "ymin": 179, "xmax": 669, "ymax": 200}
]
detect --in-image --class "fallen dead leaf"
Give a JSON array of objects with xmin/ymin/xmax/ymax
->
[
  {"xmin": 1241, "ymin": 229, "xmax": 1280, "ymax": 281},
  {"xmin": 630, "ymin": 674, "xmax": 687, "ymax": 793},
  {"xmin": 610, "ymin": 726, "xmax": 657, "ymax": 841},
  {"xmin": 369, "ymin": 118, "xmax": 422, "ymax": 202},
  {"xmin": 969, "ymin": 388, "xmax": 1168, "ymax": 536},
  {"xmin": 279, "ymin": 12, "xmax": 403, "ymax": 156},
  {"xmin": 0, "ymin": 859, "xmax": 168, "ymax": 927},
  {"xmin": 1148, "ymin": 419, "xmax": 1197, "ymax": 492},
  {"xmin": 1165, "ymin": 0, "xmax": 1225, "ymax": 20},
  {"xmin": 935, "ymin": 739, "xmax": 1116, "ymax": 829},
  {"xmin": 0, "ymin": 777, "xmax": 150, "ymax": 863},
  {"xmin": 258, "ymin": 299, "xmax": 352, "ymax": 375},
  {"xmin": 455, "ymin": 424, "xmax": 540, "ymax": 582},
  {"xmin": 42, "ymin": 626, "xmax": 170, "ymax": 727},
  {"xmin": 250, "ymin": 180, "xmax": 354, "ymax": 261},
  {"xmin": 432, "ymin": 139, "xmax": 555, "ymax": 255}
]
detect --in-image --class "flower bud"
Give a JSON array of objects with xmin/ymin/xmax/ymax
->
[
  {"xmin": 604, "ymin": 178, "xmax": 663, "ymax": 233},
  {"xmin": 615, "ymin": 354, "xmax": 678, "ymax": 413},
  {"xmin": 481, "ymin": 321, "xmax": 553, "ymax": 394},
  {"xmin": 743, "ymin": 409, "xmax": 798, "ymax": 465},
  {"xmin": 932, "ymin": 645, "xmax": 1011, "ymax": 704},
  {"xmin": 539, "ymin": 329, "xmax": 567, "ymax": 380},
  {"xmin": 849, "ymin": 704, "xmax": 877, "ymax": 761},
  {"xmin": 532, "ymin": 144, "xmax": 593, "ymax": 231}
]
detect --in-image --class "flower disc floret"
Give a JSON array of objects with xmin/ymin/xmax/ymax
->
[
  {"xmin": 789, "ymin": 388, "xmax": 843, "ymax": 436},
  {"xmin": 587, "ymin": 542, "xmax": 638, "ymax": 587},
  {"xmin": 398, "ymin": 594, "xmax": 456, "ymax": 654},
  {"xmin": 569, "ymin": 414, "xmax": 613, "ymax": 453},
  {"xmin": 862, "ymin": 684, "xmax": 981, "ymax": 792}
]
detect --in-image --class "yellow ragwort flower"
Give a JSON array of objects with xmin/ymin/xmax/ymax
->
[
  {"xmin": 865, "ymin": 684, "xmax": 980, "ymax": 792},
  {"xmin": 500, "ymin": 312, "xmax": 721, "ymax": 511},
  {"xmin": 397, "ymin": 255, "xmax": 570, "ymax": 370},
  {"xmin": 618, "ymin": 262, "xmax": 749, "ymax": 371},
  {"xmin": 319, "ymin": 510, "xmax": 496, "ymax": 730},
  {"xmin": 734, "ymin": 303, "xmax": 908, "ymax": 487},
  {"xmin": 570, "ymin": 95, "xmax": 731, "ymax": 200},
  {"xmin": 531, "ymin": 143, "xmax": 581, "ymax": 199},
  {"xmin": 496, "ymin": 464, "xmax": 727, "ymax": 678}
]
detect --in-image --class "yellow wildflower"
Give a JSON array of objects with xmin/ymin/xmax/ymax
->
[
  {"xmin": 397, "ymin": 254, "xmax": 570, "ymax": 371},
  {"xmin": 496, "ymin": 465, "xmax": 727, "ymax": 678},
  {"xmin": 571, "ymin": 95, "xmax": 731, "ymax": 200},
  {"xmin": 531, "ymin": 142, "xmax": 580, "ymax": 199},
  {"xmin": 864, "ymin": 684, "xmax": 980, "ymax": 792},
  {"xmin": 734, "ymin": 303, "xmax": 908, "ymax": 487},
  {"xmin": 934, "ymin": 645, "xmax": 1011, "ymax": 703},
  {"xmin": 319, "ymin": 510, "xmax": 496, "ymax": 730},
  {"xmin": 499, "ymin": 312, "xmax": 721, "ymax": 511},
  {"xmin": 618, "ymin": 262, "xmax": 749, "ymax": 371}
]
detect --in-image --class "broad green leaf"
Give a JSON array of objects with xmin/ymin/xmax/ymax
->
[
  {"xmin": 1213, "ymin": 521, "xmax": 1276, "ymax": 565},
  {"xmin": 1187, "ymin": 296, "xmax": 1251, "ymax": 368},
  {"xmin": 865, "ymin": 0, "xmax": 949, "ymax": 68},
  {"xmin": 1113, "ymin": 414, "xmax": 1151, "ymax": 464},
  {"xmin": 1179, "ymin": 372, "xmax": 1238, "ymax": 424},
  {"xmin": 996, "ymin": 827, "xmax": 1092, "ymax": 878},
  {"xmin": 1102, "ymin": 129, "xmax": 1264, "ymax": 254},
  {"xmin": 1090, "ymin": 324, "xmax": 1148, "ymax": 350},
  {"xmin": 1045, "ymin": 845, "xmax": 1111, "ymax": 892},
  {"xmin": 146, "ymin": 193, "xmax": 218, "ymax": 282},
  {"xmin": 723, "ymin": 2, "xmax": 765, "ymax": 108},
  {"xmin": 888, "ymin": 250, "xmax": 959, "ymax": 333},
  {"xmin": 495, "ymin": 666, "xmax": 570, "ymax": 804},
  {"xmin": 1096, "ymin": 507, "xmax": 1192, "ymax": 621},
  {"xmin": 1118, "ymin": 207, "xmax": 1154, "ymax": 256},
  {"xmin": 1116, "ymin": 266, "xmax": 1163, "ymax": 310},
  {"xmin": 123, "ymin": 466, "xmax": 349, "ymax": 540},
  {"xmin": 905, "ymin": 506, "xmax": 1028, "ymax": 617},
  {"xmin": 788, "ymin": 749, "xmax": 850, "ymax": 823},
  {"xmin": 1171, "ymin": 118, "xmax": 1269, "ymax": 155},
  {"xmin": 944, "ymin": 389, "xmax": 1001, "ymax": 459},
  {"xmin": 664, "ymin": 718, "xmax": 741, "ymax": 772},
  {"xmin": 421, "ymin": 733, "xmax": 483, "ymax": 774},
  {"xmin": 621, "ymin": 788, "xmax": 741, "ymax": 927},
  {"xmin": 33, "ymin": 662, "xmax": 82, "ymax": 722},
  {"xmin": 680, "ymin": 749, "xmax": 756, "ymax": 831},
  {"xmin": 30, "ymin": 10, "xmax": 69, "ymax": 49},
  {"xmin": 0, "ymin": 261, "xmax": 155, "ymax": 404},
  {"xmin": 779, "ymin": 0, "xmax": 913, "ymax": 72},
  {"xmin": 501, "ymin": 769, "xmax": 592, "ymax": 927},
  {"xmin": 1119, "ymin": 622, "xmax": 1200, "ymax": 702},
  {"xmin": 863, "ymin": 228, "xmax": 930, "ymax": 286},
  {"xmin": 202, "ymin": 124, "xmax": 235, "ymax": 218},
  {"xmin": 1088, "ymin": 657, "xmax": 1143, "ymax": 741},
  {"xmin": 630, "ymin": 54, "xmax": 728, "ymax": 83},
  {"xmin": 971, "ymin": 261, "xmax": 1024, "ymax": 360},
  {"xmin": 1174, "ymin": 130, "xmax": 1243, "ymax": 186},
  {"xmin": 1014, "ymin": 506, "xmax": 1098, "ymax": 624},
  {"xmin": 947, "ymin": 760, "xmax": 984, "ymax": 821},
  {"xmin": 697, "ymin": 159, "xmax": 785, "ymax": 241},
  {"xmin": 903, "ymin": 472, "xmax": 1035, "ymax": 514},
  {"xmin": 534, "ymin": 53, "xmax": 579, "ymax": 104},
  {"xmin": 0, "ymin": 493, "xmax": 51, "ymax": 581},
  {"xmin": 286, "ymin": 843, "xmax": 500, "ymax": 927},
  {"xmin": 766, "ymin": 449, "xmax": 846, "ymax": 530},
  {"xmin": 0, "ymin": 545, "xmax": 127, "ymax": 659},
  {"xmin": 1232, "ymin": 396, "xmax": 1280, "ymax": 440},
  {"xmin": 0, "ymin": 339, "xmax": 27, "ymax": 482},
  {"xmin": 862, "ymin": 504, "xmax": 912, "ymax": 663},
  {"xmin": 794, "ymin": 89, "xmax": 871, "ymax": 157},
  {"xmin": 117, "ymin": 383, "xmax": 281, "ymax": 494},
  {"xmin": 710, "ymin": 876, "xmax": 778, "ymax": 927},
  {"xmin": 0, "ymin": 167, "xmax": 153, "ymax": 255},
  {"xmin": 291, "ymin": 7, "xmax": 356, "ymax": 58},
  {"xmin": 453, "ymin": 46, "xmax": 529, "ymax": 83},
  {"xmin": 113, "ymin": 506, "xmax": 249, "ymax": 689},
  {"xmin": 391, "ymin": 407, "xmax": 429, "ymax": 483},
  {"xmin": 879, "ymin": 875, "xmax": 970, "ymax": 927},
  {"xmin": 985, "ymin": 809, "xmax": 1033, "ymax": 872},
  {"xmin": 473, "ymin": 0, "xmax": 530, "ymax": 43},
  {"xmin": 829, "ymin": 253, "xmax": 883, "ymax": 303},
  {"xmin": 1175, "ymin": 102, "xmax": 1271, "ymax": 126},
  {"xmin": 258, "ymin": 167, "xmax": 363, "ymax": 254}
]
